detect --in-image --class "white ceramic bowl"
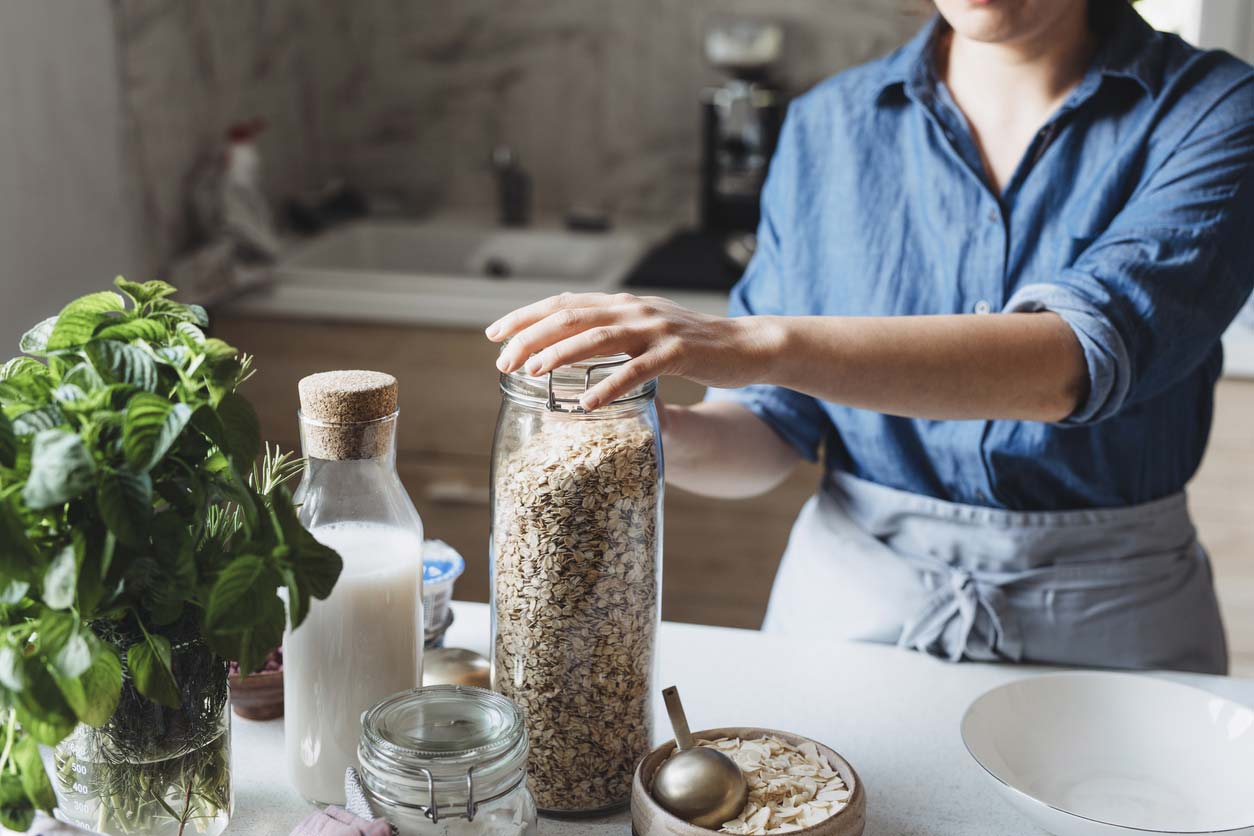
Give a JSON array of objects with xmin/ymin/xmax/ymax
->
[{"xmin": 962, "ymin": 672, "xmax": 1254, "ymax": 836}]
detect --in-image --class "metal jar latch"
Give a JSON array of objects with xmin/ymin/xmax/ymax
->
[
  {"xmin": 545, "ymin": 357, "xmax": 630, "ymax": 413},
  {"xmin": 368, "ymin": 765, "xmax": 526, "ymax": 824}
]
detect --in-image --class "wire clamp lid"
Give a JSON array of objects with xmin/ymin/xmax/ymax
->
[{"xmin": 544, "ymin": 357, "xmax": 630, "ymax": 413}]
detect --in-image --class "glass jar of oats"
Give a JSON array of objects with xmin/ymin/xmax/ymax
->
[{"xmin": 490, "ymin": 351, "xmax": 662, "ymax": 814}]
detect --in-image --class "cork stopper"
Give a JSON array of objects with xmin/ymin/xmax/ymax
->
[{"xmin": 298, "ymin": 370, "xmax": 398, "ymax": 460}]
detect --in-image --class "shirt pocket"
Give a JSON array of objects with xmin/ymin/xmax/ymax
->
[{"xmin": 1059, "ymin": 230, "xmax": 1101, "ymax": 269}]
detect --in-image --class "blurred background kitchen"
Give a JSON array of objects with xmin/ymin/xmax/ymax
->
[{"xmin": 1, "ymin": 0, "xmax": 1252, "ymax": 672}]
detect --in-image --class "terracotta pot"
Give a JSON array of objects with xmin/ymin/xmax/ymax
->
[{"xmin": 229, "ymin": 669, "xmax": 284, "ymax": 721}]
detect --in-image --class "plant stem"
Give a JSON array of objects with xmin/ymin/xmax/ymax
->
[
  {"xmin": 0, "ymin": 710, "xmax": 15, "ymax": 774},
  {"xmin": 176, "ymin": 779, "xmax": 193, "ymax": 836}
]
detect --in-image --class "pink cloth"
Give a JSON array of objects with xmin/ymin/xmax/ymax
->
[{"xmin": 289, "ymin": 805, "xmax": 392, "ymax": 836}]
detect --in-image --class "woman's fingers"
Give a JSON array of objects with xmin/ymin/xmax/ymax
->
[
  {"xmin": 520, "ymin": 322, "xmax": 640, "ymax": 376},
  {"xmin": 485, "ymin": 292, "xmax": 627, "ymax": 342},
  {"xmin": 495, "ymin": 306, "xmax": 628, "ymax": 373},
  {"xmin": 580, "ymin": 353, "xmax": 665, "ymax": 411}
]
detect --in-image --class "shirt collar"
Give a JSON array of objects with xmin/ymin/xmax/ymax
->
[{"xmin": 873, "ymin": 2, "xmax": 1161, "ymax": 107}]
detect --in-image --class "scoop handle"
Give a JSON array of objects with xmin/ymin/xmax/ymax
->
[{"xmin": 662, "ymin": 686, "xmax": 696, "ymax": 751}]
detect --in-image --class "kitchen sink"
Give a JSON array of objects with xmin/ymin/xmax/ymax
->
[
  {"xmin": 276, "ymin": 219, "xmax": 645, "ymax": 290},
  {"xmin": 233, "ymin": 215, "xmax": 726, "ymax": 328}
]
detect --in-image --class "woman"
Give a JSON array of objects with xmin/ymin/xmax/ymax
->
[{"xmin": 486, "ymin": 0, "xmax": 1254, "ymax": 674}]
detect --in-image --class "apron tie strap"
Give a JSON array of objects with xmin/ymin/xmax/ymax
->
[{"xmin": 897, "ymin": 560, "xmax": 1027, "ymax": 663}]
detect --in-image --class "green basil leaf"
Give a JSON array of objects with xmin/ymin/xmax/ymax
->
[
  {"xmin": 18, "ymin": 317, "xmax": 55, "ymax": 355},
  {"xmin": 13, "ymin": 736, "xmax": 55, "ymax": 812},
  {"xmin": 37, "ymin": 611, "xmax": 91, "ymax": 679},
  {"xmin": 278, "ymin": 564, "xmax": 309, "ymax": 630},
  {"xmin": 54, "ymin": 636, "xmax": 122, "ymax": 726},
  {"xmin": 191, "ymin": 402, "xmax": 227, "ymax": 450},
  {"xmin": 94, "ymin": 317, "xmax": 167, "ymax": 343},
  {"xmin": 50, "ymin": 383, "xmax": 88, "ymax": 404},
  {"xmin": 0, "ymin": 500, "xmax": 37, "ymax": 580},
  {"xmin": 186, "ymin": 304, "xmax": 210, "ymax": 327},
  {"xmin": 0, "ymin": 644, "xmax": 27, "ymax": 691},
  {"xmin": 215, "ymin": 464, "xmax": 259, "ymax": 533},
  {"xmin": 272, "ymin": 487, "xmax": 342, "ymax": 600},
  {"xmin": 0, "ymin": 357, "xmax": 50, "ymax": 385},
  {"xmin": 154, "ymin": 344, "xmax": 191, "ymax": 368},
  {"xmin": 0, "ymin": 411, "xmax": 14, "ymax": 468},
  {"xmin": 12, "ymin": 403, "xmax": 65, "ymax": 436},
  {"xmin": 0, "ymin": 381, "xmax": 27, "ymax": 405},
  {"xmin": 114, "ymin": 277, "xmax": 177, "ymax": 307},
  {"xmin": 205, "ymin": 555, "xmax": 272, "ymax": 632},
  {"xmin": 13, "ymin": 694, "xmax": 77, "ymax": 746},
  {"xmin": 46, "ymin": 291, "xmax": 125, "ymax": 351},
  {"xmin": 97, "ymin": 469, "xmax": 152, "ymax": 546},
  {"xmin": 22, "ymin": 429, "xmax": 96, "ymax": 509},
  {"xmin": 206, "ymin": 593, "xmax": 283, "ymax": 675},
  {"xmin": 74, "ymin": 528, "xmax": 114, "ymax": 618},
  {"xmin": 85, "ymin": 339, "xmax": 159, "ymax": 393},
  {"xmin": 201, "ymin": 338, "xmax": 238, "ymax": 364},
  {"xmin": 122, "ymin": 393, "xmax": 192, "ymax": 472},
  {"xmin": 42, "ymin": 544, "xmax": 77, "ymax": 610},
  {"xmin": 175, "ymin": 321, "xmax": 206, "ymax": 346},
  {"xmin": 216, "ymin": 393, "xmax": 260, "ymax": 465},
  {"xmin": 0, "ymin": 580, "xmax": 29, "ymax": 604},
  {"xmin": 146, "ymin": 298, "xmax": 206, "ymax": 326},
  {"xmin": 0, "ymin": 771, "xmax": 34, "ymax": 832},
  {"xmin": 126, "ymin": 632, "xmax": 180, "ymax": 708},
  {"xmin": 61, "ymin": 360, "xmax": 106, "ymax": 392}
]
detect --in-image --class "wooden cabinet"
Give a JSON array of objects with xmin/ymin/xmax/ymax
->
[{"xmin": 212, "ymin": 313, "xmax": 818, "ymax": 629}]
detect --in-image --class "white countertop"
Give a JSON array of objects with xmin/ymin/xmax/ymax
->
[{"xmin": 231, "ymin": 601, "xmax": 1254, "ymax": 836}]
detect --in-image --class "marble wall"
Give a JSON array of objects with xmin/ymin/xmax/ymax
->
[{"xmin": 115, "ymin": 0, "xmax": 924, "ymax": 270}]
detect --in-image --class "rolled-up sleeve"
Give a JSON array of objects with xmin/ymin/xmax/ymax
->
[
  {"xmin": 1006, "ymin": 77, "xmax": 1254, "ymax": 424},
  {"xmin": 706, "ymin": 107, "xmax": 832, "ymax": 461}
]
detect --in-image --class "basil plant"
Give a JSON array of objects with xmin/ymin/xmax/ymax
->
[{"xmin": 0, "ymin": 278, "xmax": 341, "ymax": 829}]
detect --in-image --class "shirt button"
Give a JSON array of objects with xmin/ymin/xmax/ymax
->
[
  {"xmin": 987, "ymin": 209, "xmax": 999, "ymax": 223},
  {"xmin": 974, "ymin": 300, "xmax": 991, "ymax": 314},
  {"xmin": 975, "ymin": 490, "xmax": 988, "ymax": 503}
]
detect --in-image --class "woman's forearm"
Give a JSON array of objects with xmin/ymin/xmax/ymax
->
[
  {"xmin": 485, "ymin": 292, "xmax": 1088, "ymax": 422},
  {"xmin": 751, "ymin": 312, "xmax": 1088, "ymax": 422},
  {"xmin": 662, "ymin": 400, "xmax": 802, "ymax": 498}
]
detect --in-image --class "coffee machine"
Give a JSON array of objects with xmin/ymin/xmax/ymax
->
[
  {"xmin": 624, "ymin": 18, "xmax": 786, "ymax": 291},
  {"xmin": 700, "ymin": 18, "xmax": 786, "ymax": 239}
]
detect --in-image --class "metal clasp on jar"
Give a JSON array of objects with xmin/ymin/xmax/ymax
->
[
  {"xmin": 367, "ymin": 765, "xmax": 527, "ymax": 824},
  {"xmin": 546, "ymin": 357, "xmax": 651, "ymax": 413}
]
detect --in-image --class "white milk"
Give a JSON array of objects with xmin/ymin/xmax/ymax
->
[{"xmin": 284, "ymin": 522, "xmax": 424, "ymax": 804}]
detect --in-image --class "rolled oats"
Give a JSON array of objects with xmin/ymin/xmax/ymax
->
[
  {"xmin": 492, "ymin": 418, "xmax": 659, "ymax": 812},
  {"xmin": 678, "ymin": 736, "xmax": 850, "ymax": 834}
]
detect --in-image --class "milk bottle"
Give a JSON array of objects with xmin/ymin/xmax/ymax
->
[{"xmin": 284, "ymin": 370, "xmax": 424, "ymax": 804}]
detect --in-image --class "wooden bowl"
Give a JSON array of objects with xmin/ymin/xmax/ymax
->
[
  {"xmin": 631, "ymin": 727, "xmax": 866, "ymax": 836},
  {"xmin": 229, "ymin": 669, "xmax": 284, "ymax": 721}
]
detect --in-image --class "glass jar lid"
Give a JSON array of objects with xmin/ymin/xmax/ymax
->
[
  {"xmin": 499, "ymin": 348, "xmax": 657, "ymax": 413},
  {"xmin": 359, "ymin": 686, "xmax": 530, "ymax": 823},
  {"xmin": 360, "ymin": 686, "xmax": 525, "ymax": 780}
]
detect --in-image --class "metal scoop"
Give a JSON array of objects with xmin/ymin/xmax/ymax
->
[{"xmin": 651, "ymin": 686, "xmax": 749, "ymax": 828}]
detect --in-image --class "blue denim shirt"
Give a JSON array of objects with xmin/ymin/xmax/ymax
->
[{"xmin": 712, "ymin": 3, "xmax": 1254, "ymax": 511}]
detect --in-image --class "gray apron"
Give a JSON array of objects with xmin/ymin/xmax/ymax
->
[{"xmin": 763, "ymin": 472, "xmax": 1228, "ymax": 675}]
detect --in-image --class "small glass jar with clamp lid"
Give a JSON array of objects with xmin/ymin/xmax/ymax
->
[
  {"xmin": 490, "ymin": 352, "xmax": 663, "ymax": 813},
  {"xmin": 358, "ymin": 686, "xmax": 536, "ymax": 835}
]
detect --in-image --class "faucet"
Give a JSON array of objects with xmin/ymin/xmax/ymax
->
[{"xmin": 491, "ymin": 145, "xmax": 532, "ymax": 227}]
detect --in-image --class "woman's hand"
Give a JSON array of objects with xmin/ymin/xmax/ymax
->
[{"xmin": 485, "ymin": 292, "xmax": 779, "ymax": 411}]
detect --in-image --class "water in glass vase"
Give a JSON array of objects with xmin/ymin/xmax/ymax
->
[{"xmin": 53, "ymin": 722, "xmax": 232, "ymax": 836}]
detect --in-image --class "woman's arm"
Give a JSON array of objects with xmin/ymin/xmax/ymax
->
[
  {"xmin": 661, "ymin": 400, "xmax": 803, "ymax": 498},
  {"xmin": 486, "ymin": 292, "xmax": 1088, "ymax": 421}
]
